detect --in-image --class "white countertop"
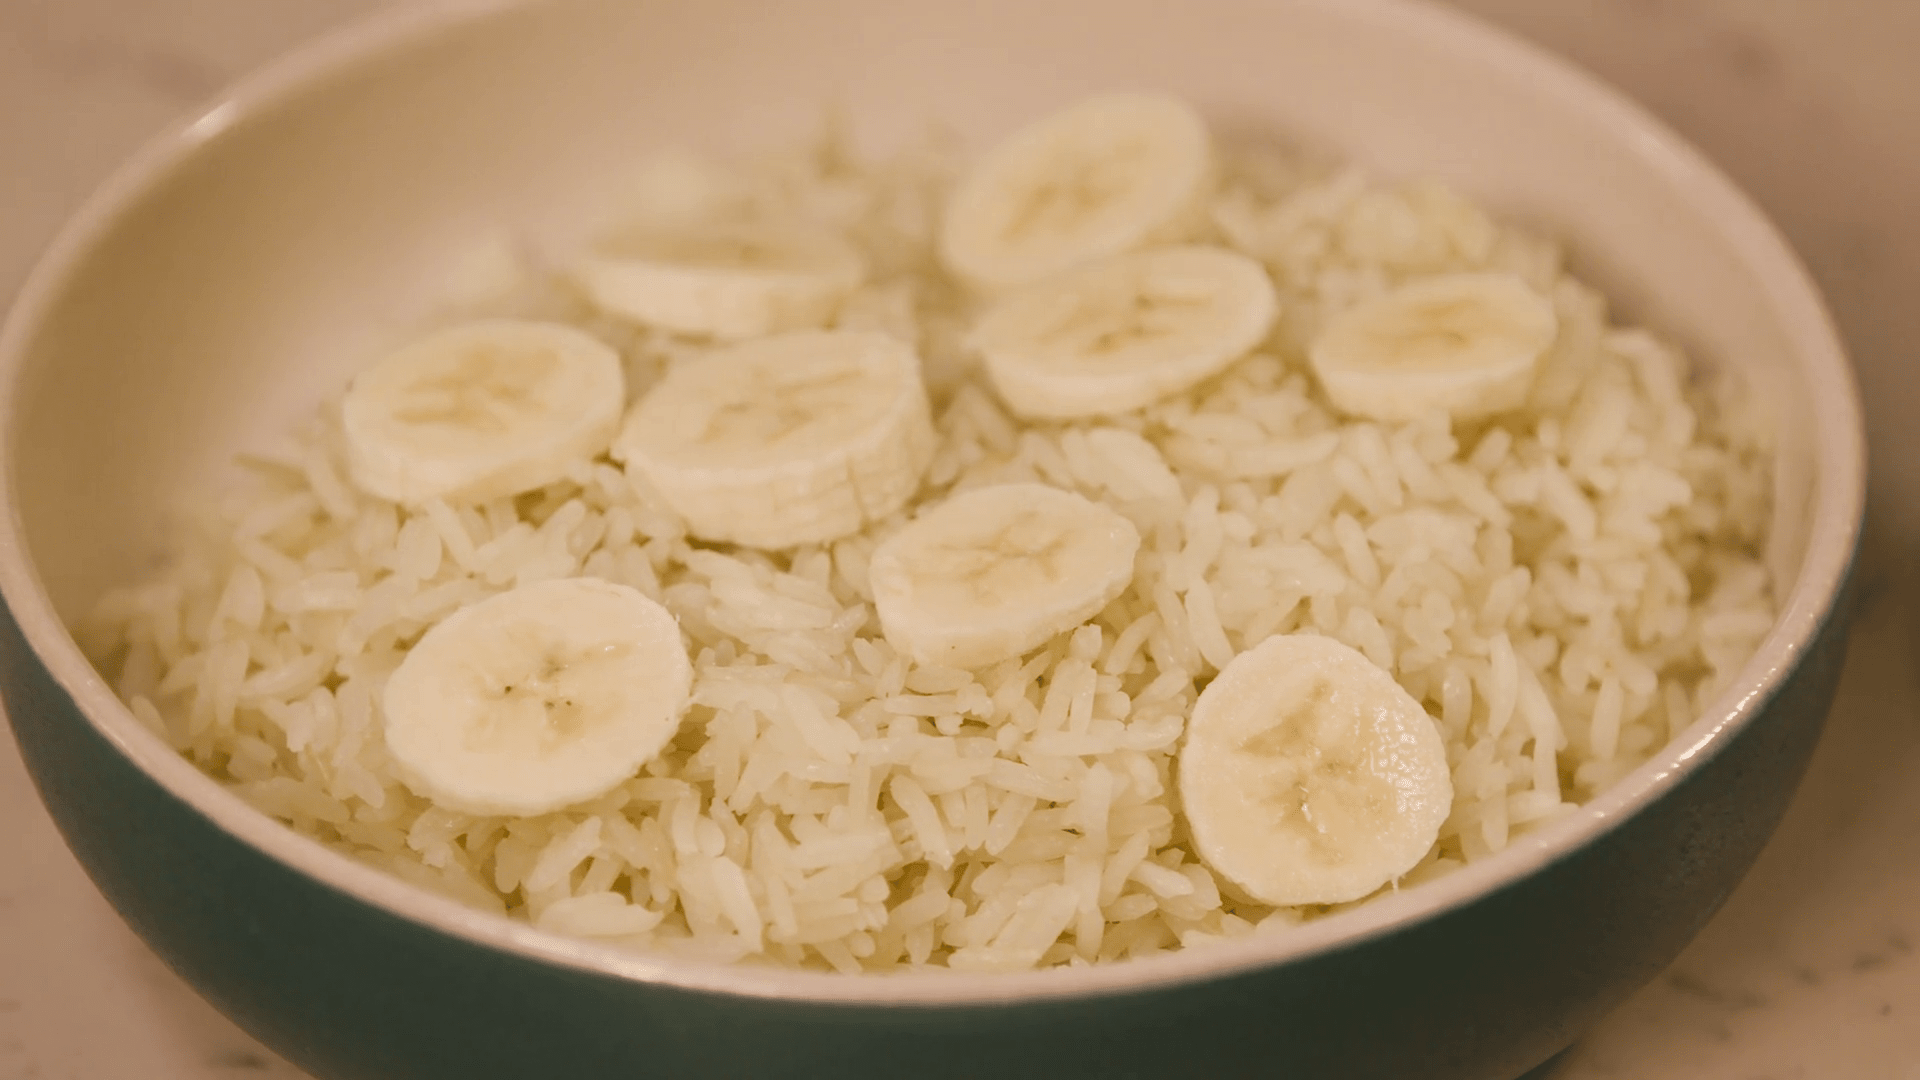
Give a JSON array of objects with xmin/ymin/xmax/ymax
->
[{"xmin": 2, "ymin": 1, "xmax": 1916, "ymax": 1077}]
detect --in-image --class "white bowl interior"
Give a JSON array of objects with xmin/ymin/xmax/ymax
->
[{"xmin": 0, "ymin": 0, "xmax": 1861, "ymax": 999}]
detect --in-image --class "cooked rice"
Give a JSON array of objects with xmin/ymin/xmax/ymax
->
[{"xmin": 82, "ymin": 120, "xmax": 1776, "ymax": 973}]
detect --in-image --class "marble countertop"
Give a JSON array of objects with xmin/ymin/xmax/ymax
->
[{"xmin": 2, "ymin": 1, "xmax": 1916, "ymax": 1077}]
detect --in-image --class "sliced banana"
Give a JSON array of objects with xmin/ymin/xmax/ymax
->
[
  {"xmin": 1179, "ymin": 633, "xmax": 1453, "ymax": 907},
  {"xmin": 869, "ymin": 483, "xmax": 1140, "ymax": 669},
  {"xmin": 576, "ymin": 218, "xmax": 867, "ymax": 340},
  {"xmin": 612, "ymin": 330, "xmax": 934, "ymax": 548},
  {"xmin": 1307, "ymin": 272, "xmax": 1558, "ymax": 422},
  {"xmin": 341, "ymin": 319, "xmax": 625, "ymax": 505},
  {"xmin": 383, "ymin": 577, "xmax": 692, "ymax": 818},
  {"xmin": 940, "ymin": 92, "xmax": 1212, "ymax": 291},
  {"xmin": 972, "ymin": 245, "xmax": 1277, "ymax": 419}
]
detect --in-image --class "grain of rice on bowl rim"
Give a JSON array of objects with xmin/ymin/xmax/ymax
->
[{"xmin": 83, "ymin": 92, "xmax": 1776, "ymax": 974}]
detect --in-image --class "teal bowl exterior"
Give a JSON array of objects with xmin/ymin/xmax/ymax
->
[{"xmin": 2, "ymin": 581, "xmax": 1854, "ymax": 1079}]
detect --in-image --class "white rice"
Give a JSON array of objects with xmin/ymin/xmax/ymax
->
[{"xmin": 83, "ymin": 121, "xmax": 1776, "ymax": 973}]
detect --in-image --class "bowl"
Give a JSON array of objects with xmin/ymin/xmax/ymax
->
[{"xmin": 0, "ymin": 0, "xmax": 1865, "ymax": 1077}]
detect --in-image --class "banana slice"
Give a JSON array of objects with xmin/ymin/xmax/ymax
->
[
  {"xmin": 612, "ymin": 330, "xmax": 934, "ymax": 548},
  {"xmin": 383, "ymin": 577, "xmax": 692, "ymax": 818},
  {"xmin": 869, "ymin": 483, "xmax": 1140, "ymax": 669},
  {"xmin": 1307, "ymin": 272, "xmax": 1558, "ymax": 422},
  {"xmin": 940, "ymin": 92, "xmax": 1212, "ymax": 291},
  {"xmin": 341, "ymin": 319, "xmax": 625, "ymax": 505},
  {"xmin": 575, "ymin": 218, "xmax": 867, "ymax": 340},
  {"xmin": 972, "ymin": 245, "xmax": 1277, "ymax": 419},
  {"xmin": 1179, "ymin": 633, "xmax": 1453, "ymax": 907}
]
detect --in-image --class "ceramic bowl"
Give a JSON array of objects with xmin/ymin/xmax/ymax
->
[{"xmin": 0, "ymin": 1, "xmax": 1864, "ymax": 1077}]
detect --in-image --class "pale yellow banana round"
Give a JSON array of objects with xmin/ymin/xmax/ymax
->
[
  {"xmin": 383, "ymin": 577, "xmax": 692, "ymax": 818},
  {"xmin": 869, "ymin": 483, "xmax": 1141, "ymax": 669},
  {"xmin": 340, "ymin": 319, "xmax": 625, "ymax": 506},
  {"xmin": 940, "ymin": 92, "xmax": 1212, "ymax": 291},
  {"xmin": 577, "ymin": 218, "xmax": 867, "ymax": 340},
  {"xmin": 612, "ymin": 330, "xmax": 934, "ymax": 548},
  {"xmin": 973, "ymin": 245, "xmax": 1277, "ymax": 419},
  {"xmin": 1180, "ymin": 633, "xmax": 1453, "ymax": 907},
  {"xmin": 1308, "ymin": 272, "xmax": 1558, "ymax": 422}
]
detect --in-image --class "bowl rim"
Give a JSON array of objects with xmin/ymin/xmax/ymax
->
[{"xmin": 0, "ymin": 0, "xmax": 1866, "ymax": 1005}]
